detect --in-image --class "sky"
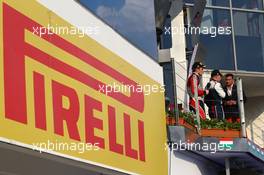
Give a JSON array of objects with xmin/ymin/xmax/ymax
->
[{"xmin": 78, "ymin": 0, "xmax": 158, "ymax": 60}]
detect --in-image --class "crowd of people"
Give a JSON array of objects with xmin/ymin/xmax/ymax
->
[{"xmin": 187, "ymin": 62, "xmax": 246, "ymax": 123}]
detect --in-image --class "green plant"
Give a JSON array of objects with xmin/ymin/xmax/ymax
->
[
  {"xmin": 166, "ymin": 109, "xmax": 174, "ymax": 117},
  {"xmin": 200, "ymin": 119, "xmax": 241, "ymax": 130},
  {"xmin": 179, "ymin": 111, "xmax": 195, "ymax": 125},
  {"xmin": 166, "ymin": 108, "xmax": 241, "ymax": 130}
]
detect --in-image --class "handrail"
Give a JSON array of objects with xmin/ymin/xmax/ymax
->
[{"xmin": 165, "ymin": 60, "xmax": 264, "ymax": 149}]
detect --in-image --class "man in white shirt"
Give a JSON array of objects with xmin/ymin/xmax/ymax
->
[{"xmin": 204, "ymin": 70, "xmax": 226, "ymax": 120}]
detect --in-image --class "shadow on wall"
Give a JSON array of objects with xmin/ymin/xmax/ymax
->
[
  {"xmin": 218, "ymin": 169, "xmax": 260, "ymax": 175},
  {"xmin": 171, "ymin": 151, "xmax": 220, "ymax": 175},
  {"xmin": 245, "ymin": 96, "xmax": 264, "ymax": 147}
]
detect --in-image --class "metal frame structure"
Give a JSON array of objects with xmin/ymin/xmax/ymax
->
[{"xmin": 185, "ymin": 0, "xmax": 264, "ymax": 74}]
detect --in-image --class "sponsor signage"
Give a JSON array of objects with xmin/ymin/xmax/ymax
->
[{"xmin": 0, "ymin": 1, "xmax": 168, "ymax": 174}]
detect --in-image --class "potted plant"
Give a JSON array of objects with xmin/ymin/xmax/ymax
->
[
  {"xmin": 165, "ymin": 102, "xmax": 195, "ymax": 125},
  {"xmin": 178, "ymin": 111, "xmax": 197, "ymax": 131},
  {"xmin": 166, "ymin": 110, "xmax": 176, "ymax": 125},
  {"xmin": 200, "ymin": 119, "xmax": 241, "ymax": 138},
  {"xmin": 165, "ymin": 105, "xmax": 241, "ymax": 137},
  {"xmin": 165, "ymin": 105, "xmax": 197, "ymax": 127}
]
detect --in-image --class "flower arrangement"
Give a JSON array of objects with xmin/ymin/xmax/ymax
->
[{"xmin": 166, "ymin": 106, "xmax": 240, "ymax": 130}]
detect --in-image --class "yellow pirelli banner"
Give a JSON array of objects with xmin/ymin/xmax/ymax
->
[{"xmin": 0, "ymin": 0, "xmax": 168, "ymax": 174}]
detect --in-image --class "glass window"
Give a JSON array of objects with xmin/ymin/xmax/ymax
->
[
  {"xmin": 200, "ymin": 9, "xmax": 235, "ymax": 70},
  {"xmin": 206, "ymin": 0, "xmax": 229, "ymax": 7},
  {"xmin": 160, "ymin": 15, "xmax": 172, "ymax": 49},
  {"xmin": 161, "ymin": 62, "xmax": 174, "ymax": 105},
  {"xmin": 78, "ymin": 0, "xmax": 158, "ymax": 60},
  {"xmin": 233, "ymin": 11, "xmax": 264, "ymax": 72},
  {"xmin": 232, "ymin": 0, "xmax": 264, "ymax": 10},
  {"xmin": 184, "ymin": 0, "xmax": 229, "ymax": 7},
  {"xmin": 184, "ymin": 0, "xmax": 195, "ymax": 4}
]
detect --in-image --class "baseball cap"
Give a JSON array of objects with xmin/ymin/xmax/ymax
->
[
  {"xmin": 192, "ymin": 62, "xmax": 206, "ymax": 71},
  {"xmin": 211, "ymin": 69, "xmax": 222, "ymax": 77}
]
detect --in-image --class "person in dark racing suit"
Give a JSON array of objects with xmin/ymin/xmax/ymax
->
[{"xmin": 204, "ymin": 70, "xmax": 226, "ymax": 120}]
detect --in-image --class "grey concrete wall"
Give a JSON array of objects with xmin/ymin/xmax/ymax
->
[
  {"xmin": 169, "ymin": 150, "xmax": 220, "ymax": 175},
  {"xmin": 245, "ymin": 96, "xmax": 264, "ymax": 148}
]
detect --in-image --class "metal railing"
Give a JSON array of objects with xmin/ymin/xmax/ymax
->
[
  {"xmin": 164, "ymin": 59, "xmax": 264, "ymax": 149},
  {"xmin": 166, "ymin": 63, "xmax": 247, "ymax": 136}
]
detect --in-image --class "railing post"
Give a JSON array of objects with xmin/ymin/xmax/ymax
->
[
  {"xmin": 171, "ymin": 58, "xmax": 179, "ymax": 124},
  {"xmin": 193, "ymin": 76, "xmax": 201, "ymax": 134},
  {"xmin": 236, "ymin": 77, "xmax": 246, "ymax": 138},
  {"xmin": 225, "ymin": 157, "xmax": 230, "ymax": 175}
]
